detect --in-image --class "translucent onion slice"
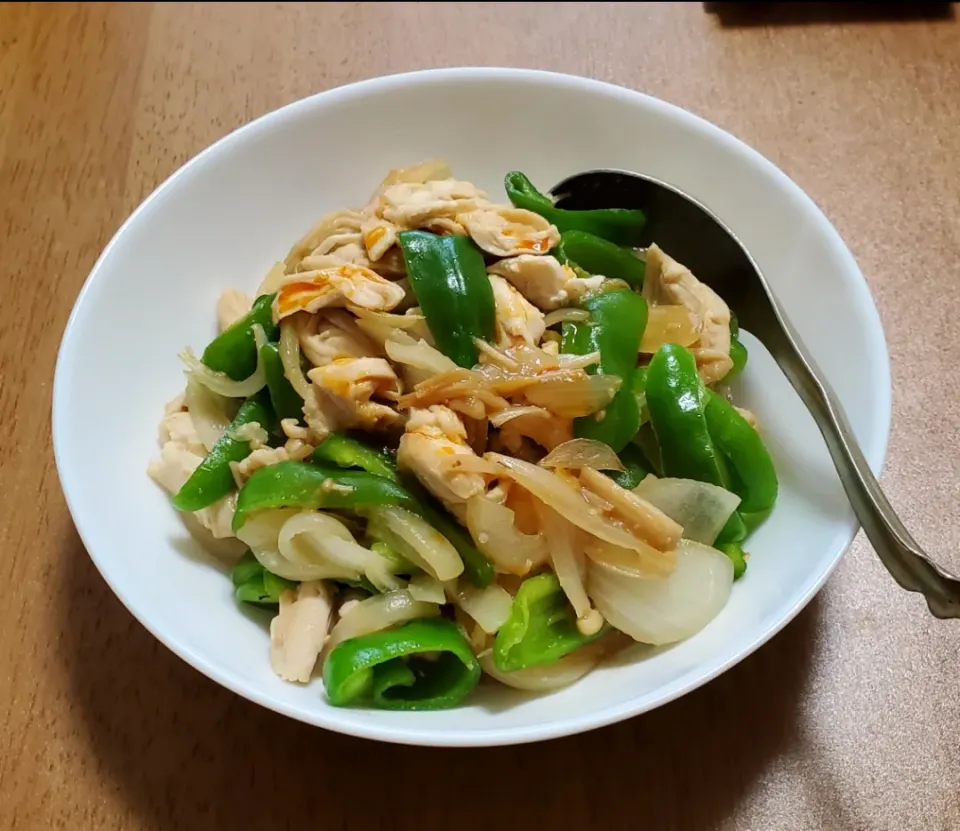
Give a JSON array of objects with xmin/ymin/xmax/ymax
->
[
  {"xmin": 464, "ymin": 494, "xmax": 546, "ymax": 576},
  {"xmin": 639, "ymin": 305, "xmax": 699, "ymax": 354},
  {"xmin": 325, "ymin": 590, "xmax": 441, "ymax": 651},
  {"xmin": 584, "ymin": 538, "xmax": 676, "ymax": 579},
  {"xmin": 632, "ymin": 475, "xmax": 742, "ymax": 546},
  {"xmin": 484, "ymin": 453, "xmax": 648, "ymax": 554},
  {"xmin": 351, "ymin": 306, "xmax": 430, "ymax": 347},
  {"xmin": 533, "ymin": 500, "xmax": 598, "ymax": 630},
  {"xmin": 450, "ymin": 582, "xmax": 514, "ymax": 634},
  {"xmin": 368, "ymin": 506, "xmax": 464, "ymax": 581},
  {"xmin": 385, "ymin": 332, "xmax": 457, "ymax": 377},
  {"xmin": 540, "ymin": 438, "xmax": 625, "ymax": 472},
  {"xmin": 478, "ymin": 638, "xmax": 608, "ymax": 691},
  {"xmin": 407, "ymin": 573, "xmax": 446, "ymax": 604},
  {"xmin": 524, "ymin": 373, "xmax": 621, "ymax": 418},
  {"xmin": 543, "ymin": 307, "xmax": 590, "ymax": 327},
  {"xmin": 180, "ymin": 324, "xmax": 268, "ymax": 399},
  {"xmin": 587, "ymin": 539, "xmax": 733, "ymax": 645},
  {"xmin": 279, "ymin": 317, "xmax": 311, "ymax": 400},
  {"xmin": 184, "ymin": 375, "xmax": 236, "ymax": 451}
]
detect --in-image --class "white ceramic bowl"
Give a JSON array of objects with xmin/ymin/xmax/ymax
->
[{"xmin": 53, "ymin": 68, "xmax": 890, "ymax": 746}]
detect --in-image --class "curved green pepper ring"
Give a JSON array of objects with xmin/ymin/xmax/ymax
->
[
  {"xmin": 202, "ymin": 293, "xmax": 279, "ymax": 380},
  {"xmin": 323, "ymin": 618, "xmax": 481, "ymax": 710},
  {"xmin": 493, "ymin": 573, "xmax": 602, "ymax": 672}
]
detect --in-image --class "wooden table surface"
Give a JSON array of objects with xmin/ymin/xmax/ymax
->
[{"xmin": 3, "ymin": 2, "xmax": 960, "ymax": 828}]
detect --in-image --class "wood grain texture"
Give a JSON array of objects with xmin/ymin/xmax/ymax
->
[{"xmin": 2, "ymin": 2, "xmax": 959, "ymax": 828}]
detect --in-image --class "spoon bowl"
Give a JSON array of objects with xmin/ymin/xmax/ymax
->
[{"xmin": 552, "ymin": 168, "xmax": 960, "ymax": 619}]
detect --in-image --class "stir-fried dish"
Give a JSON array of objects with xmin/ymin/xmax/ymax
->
[{"xmin": 148, "ymin": 161, "xmax": 777, "ymax": 710}]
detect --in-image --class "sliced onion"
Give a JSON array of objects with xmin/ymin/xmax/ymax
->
[
  {"xmin": 524, "ymin": 373, "xmax": 621, "ymax": 418},
  {"xmin": 584, "ymin": 537, "xmax": 675, "ymax": 579},
  {"xmin": 579, "ymin": 467, "xmax": 682, "ymax": 551},
  {"xmin": 279, "ymin": 317, "xmax": 311, "ymax": 400},
  {"xmin": 326, "ymin": 590, "xmax": 441, "ymax": 651},
  {"xmin": 484, "ymin": 453, "xmax": 649, "ymax": 554},
  {"xmin": 639, "ymin": 305, "xmax": 699, "ymax": 353},
  {"xmin": 184, "ymin": 375, "xmax": 236, "ymax": 451},
  {"xmin": 464, "ymin": 494, "xmax": 546, "ymax": 575},
  {"xmin": 478, "ymin": 639, "xmax": 607, "ymax": 691},
  {"xmin": 533, "ymin": 501, "xmax": 595, "ymax": 625},
  {"xmin": 544, "ymin": 307, "xmax": 590, "ymax": 327},
  {"xmin": 451, "ymin": 582, "xmax": 513, "ymax": 634},
  {"xmin": 540, "ymin": 438, "xmax": 625, "ymax": 472},
  {"xmin": 368, "ymin": 506, "xmax": 464, "ymax": 581},
  {"xmin": 633, "ymin": 476, "xmax": 741, "ymax": 545},
  {"xmin": 587, "ymin": 539, "xmax": 733, "ymax": 645},
  {"xmin": 408, "ymin": 573, "xmax": 446, "ymax": 604},
  {"xmin": 180, "ymin": 324, "xmax": 268, "ymax": 399},
  {"xmin": 489, "ymin": 406, "xmax": 549, "ymax": 428},
  {"xmin": 351, "ymin": 306, "xmax": 430, "ymax": 347},
  {"xmin": 557, "ymin": 350, "xmax": 602, "ymax": 371},
  {"xmin": 385, "ymin": 332, "xmax": 457, "ymax": 377}
]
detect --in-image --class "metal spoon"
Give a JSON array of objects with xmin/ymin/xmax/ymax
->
[{"xmin": 550, "ymin": 169, "xmax": 960, "ymax": 618}]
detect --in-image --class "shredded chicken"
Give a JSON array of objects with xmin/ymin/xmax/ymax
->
[
  {"xmin": 269, "ymin": 581, "xmax": 334, "ymax": 683},
  {"xmin": 488, "ymin": 255, "xmax": 604, "ymax": 310},
  {"xmin": 148, "ymin": 408, "xmax": 238, "ymax": 539},
  {"xmin": 297, "ymin": 309, "xmax": 381, "ymax": 367},
  {"xmin": 273, "ymin": 264, "xmax": 406, "ymax": 320},
  {"xmin": 306, "ymin": 357, "xmax": 403, "ymax": 433},
  {"xmin": 489, "ymin": 274, "xmax": 546, "ymax": 348},
  {"xmin": 735, "ymin": 405, "xmax": 759, "ymax": 430},
  {"xmin": 284, "ymin": 209, "xmax": 363, "ymax": 272},
  {"xmin": 459, "ymin": 206, "xmax": 560, "ymax": 258},
  {"xmin": 216, "ymin": 289, "xmax": 253, "ymax": 331},
  {"xmin": 397, "ymin": 405, "xmax": 488, "ymax": 519},
  {"xmin": 642, "ymin": 244, "xmax": 733, "ymax": 385}
]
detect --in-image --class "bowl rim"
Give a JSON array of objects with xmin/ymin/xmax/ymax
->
[{"xmin": 53, "ymin": 66, "xmax": 892, "ymax": 746}]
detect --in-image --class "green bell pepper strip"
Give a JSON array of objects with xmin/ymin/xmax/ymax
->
[
  {"xmin": 704, "ymin": 391, "xmax": 778, "ymax": 513},
  {"xmin": 493, "ymin": 573, "xmax": 603, "ymax": 672},
  {"xmin": 563, "ymin": 289, "xmax": 648, "ymax": 453},
  {"xmin": 202, "ymin": 293, "xmax": 279, "ymax": 381},
  {"xmin": 554, "ymin": 230, "xmax": 646, "ymax": 287},
  {"xmin": 232, "ymin": 461, "xmax": 418, "ymax": 531},
  {"xmin": 323, "ymin": 618, "xmax": 481, "ymax": 710},
  {"xmin": 397, "ymin": 231, "xmax": 496, "ymax": 368},
  {"xmin": 259, "ymin": 342, "xmax": 303, "ymax": 423},
  {"xmin": 646, "ymin": 343, "xmax": 730, "ymax": 486},
  {"xmin": 645, "ymin": 343, "xmax": 744, "ymax": 543},
  {"xmin": 172, "ymin": 395, "xmax": 273, "ymax": 512},
  {"xmin": 231, "ymin": 550, "xmax": 297, "ymax": 605},
  {"xmin": 312, "ymin": 434, "xmax": 399, "ymax": 482},
  {"xmin": 718, "ymin": 542, "xmax": 747, "ymax": 581},
  {"xmin": 504, "ymin": 172, "xmax": 647, "ymax": 246},
  {"xmin": 607, "ymin": 442, "xmax": 653, "ymax": 491}
]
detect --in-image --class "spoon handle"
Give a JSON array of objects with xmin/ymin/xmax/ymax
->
[{"xmin": 768, "ymin": 324, "xmax": 960, "ymax": 618}]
